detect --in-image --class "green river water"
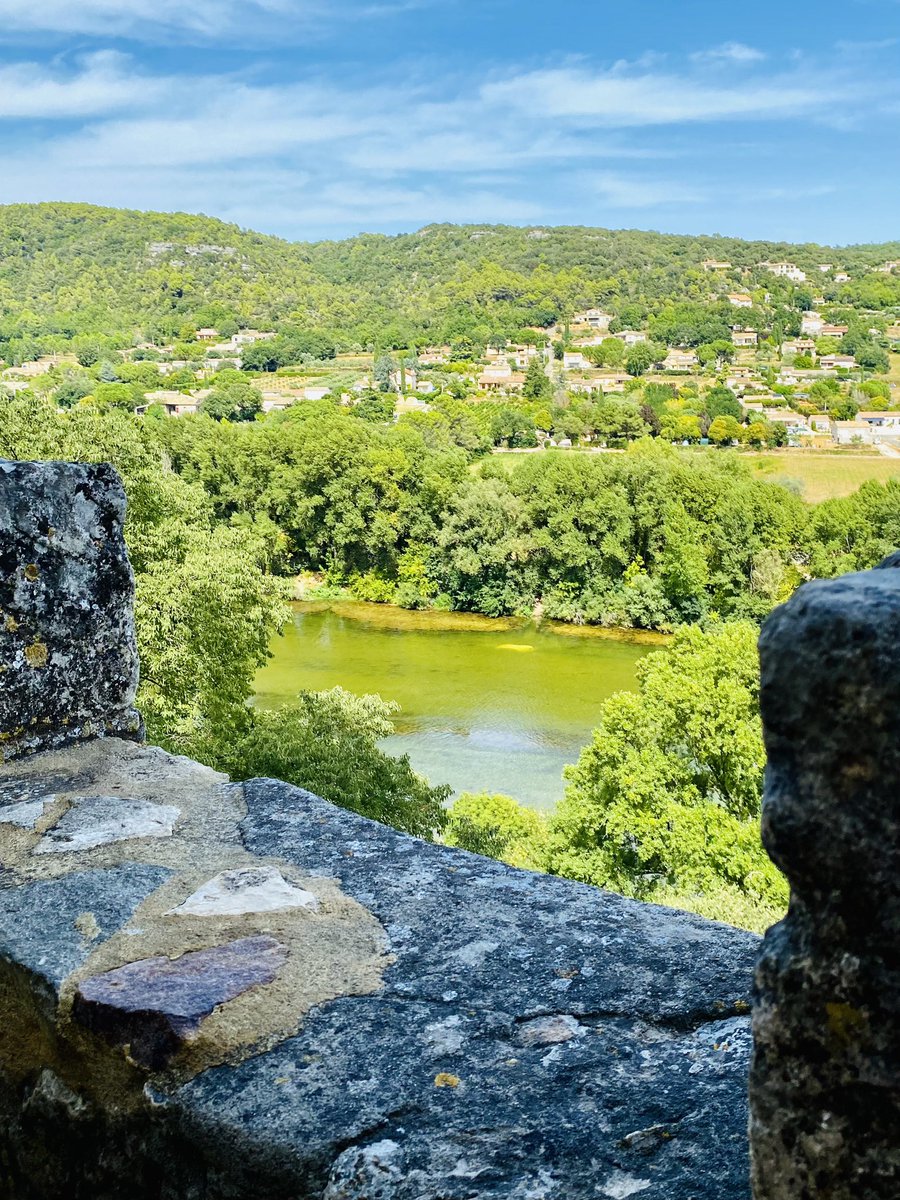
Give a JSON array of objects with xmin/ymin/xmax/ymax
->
[{"xmin": 254, "ymin": 602, "xmax": 659, "ymax": 811}]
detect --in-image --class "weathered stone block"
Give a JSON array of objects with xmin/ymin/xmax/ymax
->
[
  {"xmin": 751, "ymin": 561, "xmax": 900, "ymax": 1199},
  {"xmin": 74, "ymin": 936, "xmax": 289, "ymax": 1069},
  {"xmin": 0, "ymin": 461, "xmax": 141, "ymax": 759},
  {"xmin": 0, "ymin": 739, "xmax": 760, "ymax": 1200}
]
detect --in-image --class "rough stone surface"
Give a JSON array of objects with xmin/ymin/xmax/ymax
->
[
  {"xmin": 0, "ymin": 865, "xmax": 171, "ymax": 989},
  {"xmin": 0, "ymin": 461, "xmax": 141, "ymax": 759},
  {"xmin": 169, "ymin": 866, "xmax": 318, "ymax": 916},
  {"xmin": 751, "ymin": 563, "xmax": 900, "ymax": 1199},
  {"xmin": 33, "ymin": 795, "xmax": 180, "ymax": 855},
  {"xmin": 0, "ymin": 799, "xmax": 47, "ymax": 829},
  {"xmin": 74, "ymin": 936, "xmax": 289, "ymax": 1069},
  {"xmin": 0, "ymin": 744, "xmax": 759, "ymax": 1200}
]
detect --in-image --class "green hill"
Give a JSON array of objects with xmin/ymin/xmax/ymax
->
[{"xmin": 1, "ymin": 202, "xmax": 899, "ymax": 363}]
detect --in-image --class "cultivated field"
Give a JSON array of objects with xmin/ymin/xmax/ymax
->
[
  {"xmin": 742, "ymin": 451, "xmax": 900, "ymax": 502},
  {"xmin": 488, "ymin": 446, "xmax": 900, "ymax": 503}
]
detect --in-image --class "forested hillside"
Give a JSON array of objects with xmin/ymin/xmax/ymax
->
[{"xmin": 2, "ymin": 202, "xmax": 900, "ymax": 362}]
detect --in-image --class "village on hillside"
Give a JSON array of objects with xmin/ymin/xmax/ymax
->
[{"xmin": 4, "ymin": 251, "xmax": 900, "ymax": 464}]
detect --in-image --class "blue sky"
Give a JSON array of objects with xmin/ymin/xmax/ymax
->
[{"xmin": 0, "ymin": 0, "xmax": 898, "ymax": 244}]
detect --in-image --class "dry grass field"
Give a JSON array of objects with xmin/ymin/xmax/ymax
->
[
  {"xmin": 743, "ymin": 451, "xmax": 900, "ymax": 502},
  {"xmin": 488, "ymin": 446, "xmax": 900, "ymax": 503}
]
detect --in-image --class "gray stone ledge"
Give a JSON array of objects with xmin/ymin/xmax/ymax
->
[{"xmin": 0, "ymin": 739, "xmax": 757, "ymax": 1200}]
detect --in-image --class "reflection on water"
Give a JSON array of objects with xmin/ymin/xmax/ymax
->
[{"xmin": 253, "ymin": 601, "xmax": 659, "ymax": 811}]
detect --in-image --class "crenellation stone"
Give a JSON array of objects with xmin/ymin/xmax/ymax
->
[
  {"xmin": 751, "ymin": 562, "xmax": 900, "ymax": 1199},
  {"xmin": 0, "ymin": 461, "xmax": 141, "ymax": 759}
]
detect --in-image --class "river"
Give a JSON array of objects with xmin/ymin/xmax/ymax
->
[{"xmin": 253, "ymin": 602, "xmax": 659, "ymax": 811}]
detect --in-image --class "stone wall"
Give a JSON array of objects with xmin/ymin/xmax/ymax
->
[
  {"xmin": 751, "ymin": 560, "xmax": 900, "ymax": 1198},
  {"xmin": 0, "ymin": 461, "xmax": 760, "ymax": 1198},
  {"xmin": 0, "ymin": 461, "xmax": 141, "ymax": 758}
]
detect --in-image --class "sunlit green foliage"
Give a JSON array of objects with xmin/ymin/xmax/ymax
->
[
  {"xmin": 445, "ymin": 792, "xmax": 549, "ymax": 871},
  {"xmin": 2, "ymin": 203, "xmax": 898, "ymax": 365},
  {"xmin": 547, "ymin": 622, "xmax": 787, "ymax": 920},
  {"xmin": 222, "ymin": 687, "xmax": 449, "ymax": 839}
]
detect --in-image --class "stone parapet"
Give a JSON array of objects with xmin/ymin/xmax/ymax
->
[
  {"xmin": 0, "ymin": 461, "xmax": 141, "ymax": 759},
  {"xmin": 0, "ymin": 738, "xmax": 757, "ymax": 1200},
  {"xmin": 752, "ymin": 561, "xmax": 900, "ymax": 1198}
]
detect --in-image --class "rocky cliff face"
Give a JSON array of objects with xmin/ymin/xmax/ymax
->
[{"xmin": 0, "ymin": 461, "xmax": 758, "ymax": 1199}]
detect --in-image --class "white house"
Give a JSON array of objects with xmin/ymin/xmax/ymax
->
[
  {"xmin": 142, "ymin": 390, "xmax": 200, "ymax": 417},
  {"xmin": 833, "ymin": 420, "xmax": 876, "ymax": 445},
  {"xmin": 728, "ymin": 294, "xmax": 753, "ymax": 308},
  {"xmin": 481, "ymin": 361, "xmax": 513, "ymax": 380},
  {"xmin": 574, "ymin": 309, "xmax": 612, "ymax": 329},
  {"xmin": 230, "ymin": 330, "xmax": 276, "ymax": 347},
  {"xmin": 663, "ymin": 349, "xmax": 698, "ymax": 371},
  {"xmin": 563, "ymin": 351, "xmax": 589, "ymax": 370},
  {"xmin": 261, "ymin": 394, "xmax": 295, "ymax": 413},
  {"xmin": 615, "ymin": 330, "xmax": 648, "ymax": 346},
  {"xmin": 732, "ymin": 329, "xmax": 758, "ymax": 348},
  {"xmin": 760, "ymin": 262, "xmax": 807, "ymax": 282},
  {"xmin": 833, "ymin": 415, "xmax": 900, "ymax": 445},
  {"xmin": 858, "ymin": 411, "xmax": 900, "ymax": 428},
  {"xmin": 801, "ymin": 314, "xmax": 826, "ymax": 336},
  {"xmin": 782, "ymin": 339, "xmax": 817, "ymax": 357}
]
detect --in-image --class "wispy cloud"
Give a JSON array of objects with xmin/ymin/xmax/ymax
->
[
  {"xmin": 0, "ymin": 0, "xmax": 418, "ymax": 41},
  {"xmin": 0, "ymin": 35, "xmax": 894, "ymax": 238},
  {"xmin": 691, "ymin": 42, "xmax": 767, "ymax": 64},
  {"xmin": 482, "ymin": 65, "xmax": 837, "ymax": 125},
  {"xmin": 0, "ymin": 52, "xmax": 167, "ymax": 119}
]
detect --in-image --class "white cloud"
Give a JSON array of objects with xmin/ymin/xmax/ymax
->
[
  {"xmin": 0, "ymin": 52, "xmax": 167, "ymax": 119},
  {"xmin": 0, "ymin": 0, "xmax": 424, "ymax": 40},
  {"xmin": 482, "ymin": 66, "xmax": 832, "ymax": 125},
  {"xmin": 0, "ymin": 42, "xmax": 891, "ymax": 237},
  {"xmin": 692, "ymin": 42, "xmax": 767, "ymax": 64},
  {"xmin": 0, "ymin": 0, "xmax": 311, "ymax": 38}
]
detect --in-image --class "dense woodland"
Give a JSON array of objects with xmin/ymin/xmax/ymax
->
[{"xmin": 3, "ymin": 203, "xmax": 900, "ymax": 930}]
